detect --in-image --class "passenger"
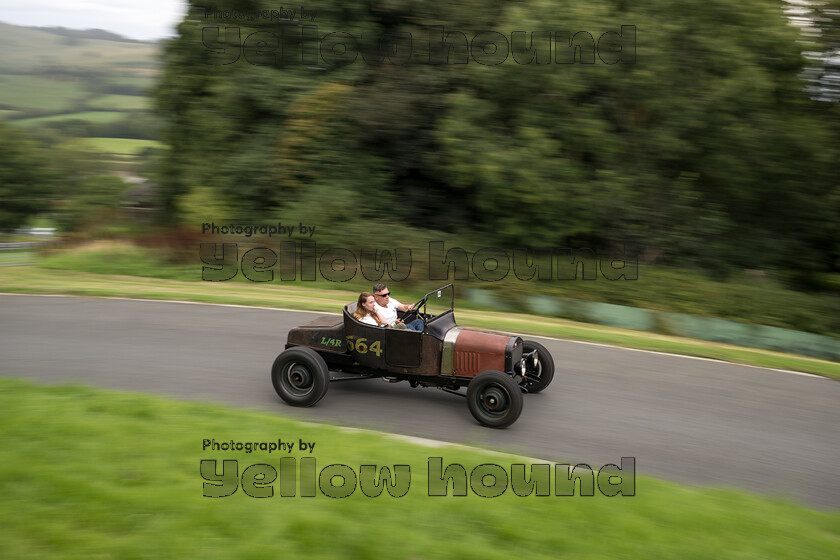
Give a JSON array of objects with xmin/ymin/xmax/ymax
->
[
  {"xmin": 372, "ymin": 283, "xmax": 424, "ymax": 331},
  {"xmin": 353, "ymin": 292, "xmax": 388, "ymax": 327}
]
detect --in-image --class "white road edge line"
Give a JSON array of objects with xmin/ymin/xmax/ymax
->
[
  {"xmin": 0, "ymin": 292, "xmax": 828, "ymax": 380},
  {"xmin": 320, "ymin": 423, "xmax": 619, "ymax": 471},
  {"xmin": 503, "ymin": 332, "xmax": 827, "ymax": 379},
  {"xmin": 0, "ymin": 292, "xmax": 341, "ymax": 316},
  {"xmin": 331, "ymin": 425, "xmax": 558, "ymax": 464}
]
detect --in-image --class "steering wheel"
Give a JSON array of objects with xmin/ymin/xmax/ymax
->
[{"xmin": 401, "ymin": 297, "xmax": 427, "ymax": 324}]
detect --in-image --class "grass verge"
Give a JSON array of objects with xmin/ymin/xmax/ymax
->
[
  {"xmin": 39, "ymin": 239, "xmax": 840, "ymax": 335},
  {"xmin": 0, "ymin": 264, "xmax": 838, "ymax": 378},
  {"xmin": 0, "ymin": 378, "xmax": 837, "ymax": 558},
  {"xmin": 80, "ymin": 137, "xmax": 163, "ymax": 155},
  {"xmin": 0, "ymin": 75, "xmax": 88, "ymax": 112},
  {"xmin": 86, "ymin": 94, "xmax": 150, "ymax": 111},
  {"xmin": 10, "ymin": 111, "xmax": 128, "ymax": 127}
]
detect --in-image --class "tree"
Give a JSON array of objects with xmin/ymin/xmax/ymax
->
[
  {"xmin": 0, "ymin": 123, "xmax": 54, "ymax": 230},
  {"xmin": 153, "ymin": 0, "xmax": 840, "ymax": 279}
]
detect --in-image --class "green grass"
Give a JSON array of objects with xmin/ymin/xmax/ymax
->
[
  {"xmin": 108, "ymin": 76, "xmax": 157, "ymax": 88},
  {"xmin": 48, "ymin": 234, "xmax": 835, "ymax": 336},
  {"xmin": 87, "ymin": 94, "xmax": 150, "ymax": 111},
  {"xmin": 0, "ymin": 75, "xmax": 88, "ymax": 112},
  {"xmin": 80, "ymin": 137, "xmax": 163, "ymax": 155},
  {"xmin": 34, "ymin": 239, "xmax": 840, "ymax": 336},
  {"xmin": 0, "ymin": 378, "xmax": 836, "ymax": 558},
  {"xmin": 39, "ymin": 242, "xmax": 196, "ymax": 279},
  {"xmin": 10, "ymin": 111, "xmax": 128, "ymax": 127},
  {"xmin": 1, "ymin": 246, "xmax": 838, "ymax": 378},
  {"xmin": 0, "ymin": 249, "xmax": 36, "ymax": 266},
  {"xmin": 104, "ymin": 76, "xmax": 158, "ymax": 95}
]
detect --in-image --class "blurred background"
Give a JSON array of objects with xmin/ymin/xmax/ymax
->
[{"xmin": 1, "ymin": 0, "xmax": 839, "ymax": 339}]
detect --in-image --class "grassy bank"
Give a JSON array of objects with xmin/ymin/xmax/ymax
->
[
  {"xmin": 36, "ymin": 239, "xmax": 840, "ymax": 336},
  {"xmin": 0, "ymin": 379, "xmax": 837, "ymax": 558},
  {"xmin": 1, "ymin": 263, "xmax": 838, "ymax": 378}
]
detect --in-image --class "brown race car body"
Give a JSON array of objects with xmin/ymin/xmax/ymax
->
[{"xmin": 272, "ymin": 284, "xmax": 554, "ymax": 428}]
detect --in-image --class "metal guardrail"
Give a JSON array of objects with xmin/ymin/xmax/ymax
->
[
  {"xmin": 467, "ymin": 288, "xmax": 840, "ymax": 362},
  {"xmin": 0, "ymin": 242, "xmax": 42, "ymax": 266}
]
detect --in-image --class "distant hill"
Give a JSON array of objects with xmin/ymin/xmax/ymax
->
[
  {"xmin": 0, "ymin": 21, "xmax": 159, "ymax": 119},
  {"xmin": 31, "ymin": 26, "xmax": 151, "ymax": 44},
  {"xmin": 0, "ymin": 21, "xmax": 163, "ymax": 171},
  {"xmin": 0, "ymin": 21, "xmax": 160, "ymax": 75}
]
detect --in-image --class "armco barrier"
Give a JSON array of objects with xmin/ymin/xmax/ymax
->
[
  {"xmin": 657, "ymin": 312, "xmax": 840, "ymax": 361},
  {"xmin": 466, "ymin": 289, "xmax": 840, "ymax": 362},
  {"xmin": 0, "ymin": 242, "xmax": 41, "ymax": 267}
]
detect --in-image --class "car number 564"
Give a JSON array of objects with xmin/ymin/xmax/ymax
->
[{"xmin": 346, "ymin": 336, "xmax": 382, "ymax": 357}]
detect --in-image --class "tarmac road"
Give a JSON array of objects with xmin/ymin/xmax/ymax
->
[{"xmin": 1, "ymin": 294, "xmax": 838, "ymax": 509}]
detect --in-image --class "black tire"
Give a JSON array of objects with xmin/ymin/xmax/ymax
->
[
  {"xmin": 522, "ymin": 340, "xmax": 555, "ymax": 394},
  {"xmin": 467, "ymin": 371, "xmax": 524, "ymax": 428},
  {"xmin": 271, "ymin": 347, "xmax": 329, "ymax": 407}
]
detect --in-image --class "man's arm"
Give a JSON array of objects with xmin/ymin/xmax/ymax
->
[{"xmin": 392, "ymin": 298, "xmax": 413, "ymax": 312}]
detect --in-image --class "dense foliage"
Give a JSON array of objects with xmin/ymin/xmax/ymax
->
[
  {"xmin": 154, "ymin": 0, "xmax": 840, "ymax": 284},
  {"xmin": 0, "ymin": 122, "xmax": 131, "ymax": 232},
  {"xmin": 0, "ymin": 124, "xmax": 55, "ymax": 230}
]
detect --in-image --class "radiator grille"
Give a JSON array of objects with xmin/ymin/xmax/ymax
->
[{"xmin": 454, "ymin": 351, "xmax": 480, "ymax": 374}]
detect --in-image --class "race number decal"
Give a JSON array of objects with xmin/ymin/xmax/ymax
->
[{"xmin": 346, "ymin": 336, "xmax": 382, "ymax": 357}]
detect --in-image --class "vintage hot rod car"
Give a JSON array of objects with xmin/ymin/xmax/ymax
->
[{"xmin": 271, "ymin": 284, "xmax": 554, "ymax": 428}]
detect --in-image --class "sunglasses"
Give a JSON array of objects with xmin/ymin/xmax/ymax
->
[{"xmin": 375, "ymin": 292, "xmax": 390, "ymax": 297}]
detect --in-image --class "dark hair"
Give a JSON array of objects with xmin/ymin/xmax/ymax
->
[{"xmin": 372, "ymin": 283, "xmax": 387, "ymax": 294}]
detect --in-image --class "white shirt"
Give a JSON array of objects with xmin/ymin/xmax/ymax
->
[
  {"xmin": 359, "ymin": 314, "xmax": 378, "ymax": 326},
  {"xmin": 375, "ymin": 297, "xmax": 402, "ymax": 325}
]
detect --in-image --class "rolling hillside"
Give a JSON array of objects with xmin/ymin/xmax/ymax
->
[{"xmin": 0, "ymin": 22, "xmax": 162, "ymax": 170}]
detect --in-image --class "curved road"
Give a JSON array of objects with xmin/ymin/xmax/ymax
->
[{"xmin": 1, "ymin": 294, "xmax": 838, "ymax": 509}]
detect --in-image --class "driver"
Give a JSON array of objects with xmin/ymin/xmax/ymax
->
[{"xmin": 372, "ymin": 283, "xmax": 424, "ymax": 331}]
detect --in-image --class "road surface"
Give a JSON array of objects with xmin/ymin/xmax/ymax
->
[{"xmin": 1, "ymin": 294, "xmax": 837, "ymax": 509}]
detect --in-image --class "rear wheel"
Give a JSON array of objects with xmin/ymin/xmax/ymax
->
[
  {"xmin": 521, "ymin": 340, "xmax": 554, "ymax": 393},
  {"xmin": 271, "ymin": 347, "xmax": 329, "ymax": 407},
  {"xmin": 467, "ymin": 371, "xmax": 523, "ymax": 428}
]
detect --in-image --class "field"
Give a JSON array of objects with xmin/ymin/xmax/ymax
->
[
  {"xmin": 80, "ymin": 137, "xmax": 163, "ymax": 154},
  {"xmin": 0, "ymin": 75, "xmax": 89, "ymax": 112},
  {"xmin": 0, "ymin": 378, "xmax": 837, "ymax": 559},
  {"xmin": 87, "ymin": 94, "xmax": 150, "ymax": 111},
  {"xmin": 10, "ymin": 111, "xmax": 129, "ymax": 127},
  {"xmin": 0, "ymin": 22, "xmax": 160, "ymax": 170}
]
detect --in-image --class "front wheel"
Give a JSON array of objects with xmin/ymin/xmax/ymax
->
[
  {"xmin": 271, "ymin": 347, "xmax": 329, "ymax": 407},
  {"xmin": 521, "ymin": 340, "xmax": 555, "ymax": 394},
  {"xmin": 467, "ymin": 371, "xmax": 523, "ymax": 428}
]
